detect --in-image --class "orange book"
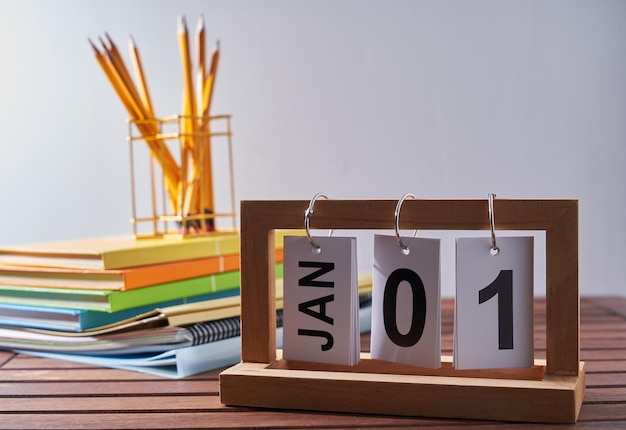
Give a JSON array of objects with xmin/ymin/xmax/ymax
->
[{"xmin": 0, "ymin": 248, "xmax": 284, "ymax": 291}]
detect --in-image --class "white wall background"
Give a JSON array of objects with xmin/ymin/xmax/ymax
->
[{"xmin": 0, "ymin": 0, "xmax": 624, "ymax": 297}]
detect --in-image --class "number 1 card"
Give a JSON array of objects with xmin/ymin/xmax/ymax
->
[{"xmin": 454, "ymin": 236, "xmax": 534, "ymax": 370}]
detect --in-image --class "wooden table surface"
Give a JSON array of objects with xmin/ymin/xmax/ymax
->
[{"xmin": 1, "ymin": 297, "xmax": 624, "ymax": 429}]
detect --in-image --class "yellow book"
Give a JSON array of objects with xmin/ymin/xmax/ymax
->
[
  {"xmin": 0, "ymin": 233, "xmax": 239, "ymax": 270},
  {"xmin": 0, "ymin": 231, "xmax": 298, "ymax": 270}
]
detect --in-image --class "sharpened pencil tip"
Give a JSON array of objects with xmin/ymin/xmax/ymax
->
[
  {"xmin": 178, "ymin": 15, "xmax": 188, "ymax": 33},
  {"xmin": 104, "ymin": 32, "xmax": 115, "ymax": 44},
  {"xmin": 197, "ymin": 14, "xmax": 205, "ymax": 33},
  {"xmin": 99, "ymin": 35, "xmax": 113, "ymax": 51},
  {"xmin": 88, "ymin": 38, "xmax": 100, "ymax": 53}
]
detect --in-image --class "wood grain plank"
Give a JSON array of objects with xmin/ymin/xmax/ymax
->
[
  {"xmin": 580, "ymin": 349, "xmax": 626, "ymax": 361},
  {"xmin": 4, "ymin": 418, "xmax": 616, "ymax": 430},
  {"xmin": 579, "ymin": 404, "xmax": 626, "ymax": 422},
  {"xmin": 0, "ymin": 368, "xmax": 174, "ymax": 381},
  {"xmin": 0, "ymin": 356, "xmax": 224, "ymax": 378},
  {"xmin": 5, "ymin": 406, "xmax": 620, "ymax": 430},
  {"xmin": 0, "ymin": 414, "xmax": 619, "ymax": 430},
  {"xmin": 583, "ymin": 360, "xmax": 626, "ymax": 372},
  {"xmin": 585, "ymin": 372, "xmax": 626, "ymax": 387},
  {"xmin": 0, "ymin": 411, "xmax": 500, "ymax": 430},
  {"xmin": 0, "ymin": 298, "xmax": 623, "ymax": 428},
  {"xmin": 0, "ymin": 352, "xmax": 15, "ymax": 367},
  {"xmin": 0, "ymin": 395, "xmax": 224, "ymax": 413},
  {"xmin": 584, "ymin": 387, "xmax": 626, "ymax": 403},
  {"xmin": 588, "ymin": 297, "xmax": 626, "ymax": 318},
  {"xmin": 0, "ymin": 357, "xmax": 98, "ymax": 369},
  {"xmin": 0, "ymin": 380, "xmax": 218, "ymax": 396}
]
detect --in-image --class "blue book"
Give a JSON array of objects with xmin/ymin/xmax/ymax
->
[{"xmin": 0, "ymin": 288, "xmax": 239, "ymax": 332}]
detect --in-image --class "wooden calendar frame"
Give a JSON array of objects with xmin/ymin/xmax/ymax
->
[{"xmin": 220, "ymin": 199, "xmax": 584, "ymax": 423}]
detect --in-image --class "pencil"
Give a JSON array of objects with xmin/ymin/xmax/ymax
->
[
  {"xmin": 198, "ymin": 39, "xmax": 220, "ymax": 217},
  {"xmin": 202, "ymin": 40, "xmax": 220, "ymax": 118},
  {"xmin": 128, "ymin": 36, "xmax": 155, "ymax": 118},
  {"xmin": 178, "ymin": 16, "xmax": 197, "ymax": 127},
  {"xmin": 192, "ymin": 15, "xmax": 208, "ymax": 221},
  {"xmin": 103, "ymin": 33, "xmax": 146, "ymax": 119},
  {"xmin": 90, "ymin": 36, "xmax": 180, "ymax": 211},
  {"xmin": 178, "ymin": 16, "xmax": 201, "ymax": 220},
  {"xmin": 89, "ymin": 39, "xmax": 135, "ymax": 115},
  {"xmin": 195, "ymin": 16, "xmax": 215, "ymax": 227},
  {"xmin": 196, "ymin": 15, "xmax": 206, "ymax": 117}
]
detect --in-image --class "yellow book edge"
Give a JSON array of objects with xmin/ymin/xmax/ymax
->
[{"xmin": 0, "ymin": 230, "xmax": 302, "ymax": 270}]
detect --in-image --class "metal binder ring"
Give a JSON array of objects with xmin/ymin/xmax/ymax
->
[
  {"xmin": 394, "ymin": 193, "xmax": 417, "ymax": 253},
  {"xmin": 488, "ymin": 193, "xmax": 499, "ymax": 255},
  {"xmin": 305, "ymin": 193, "xmax": 329, "ymax": 254}
]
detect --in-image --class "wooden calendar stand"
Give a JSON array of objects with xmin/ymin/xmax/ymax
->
[{"xmin": 220, "ymin": 199, "xmax": 585, "ymax": 423}]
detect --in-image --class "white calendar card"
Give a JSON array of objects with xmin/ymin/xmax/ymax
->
[
  {"xmin": 282, "ymin": 235, "xmax": 359, "ymax": 366},
  {"xmin": 370, "ymin": 235, "xmax": 441, "ymax": 368},
  {"xmin": 454, "ymin": 236, "xmax": 534, "ymax": 370}
]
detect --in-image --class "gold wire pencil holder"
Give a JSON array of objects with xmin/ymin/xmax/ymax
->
[{"xmin": 126, "ymin": 114, "xmax": 236, "ymax": 239}]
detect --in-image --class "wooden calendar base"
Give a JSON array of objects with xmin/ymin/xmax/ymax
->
[
  {"xmin": 220, "ymin": 354, "xmax": 585, "ymax": 424},
  {"xmin": 224, "ymin": 199, "xmax": 584, "ymax": 424}
]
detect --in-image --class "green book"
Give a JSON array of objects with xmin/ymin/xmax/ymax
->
[{"xmin": 0, "ymin": 264, "xmax": 283, "ymax": 312}]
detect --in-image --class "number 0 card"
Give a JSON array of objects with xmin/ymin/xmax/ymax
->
[
  {"xmin": 454, "ymin": 236, "xmax": 534, "ymax": 370},
  {"xmin": 371, "ymin": 235, "xmax": 441, "ymax": 368}
]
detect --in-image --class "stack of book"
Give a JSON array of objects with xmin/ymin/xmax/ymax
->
[{"xmin": 0, "ymin": 232, "xmax": 289, "ymax": 378}]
